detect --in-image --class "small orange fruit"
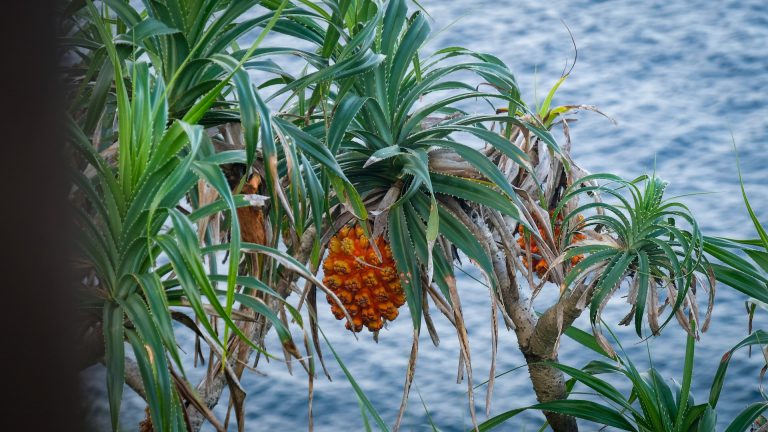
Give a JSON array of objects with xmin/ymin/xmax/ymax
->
[
  {"xmin": 516, "ymin": 211, "xmax": 586, "ymax": 279},
  {"xmin": 322, "ymin": 223, "xmax": 406, "ymax": 332}
]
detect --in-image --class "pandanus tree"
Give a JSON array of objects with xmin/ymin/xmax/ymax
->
[
  {"xmin": 65, "ymin": 0, "xmax": 730, "ymax": 431},
  {"xmin": 68, "ymin": 2, "xmax": 330, "ymax": 430},
  {"xmin": 482, "ymin": 157, "xmax": 768, "ymax": 431}
]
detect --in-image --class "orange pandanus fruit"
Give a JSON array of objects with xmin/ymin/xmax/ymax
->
[
  {"xmin": 516, "ymin": 211, "xmax": 586, "ymax": 279},
  {"xmin": 322, "ymin": 224, "xmax": 406, "ymax": 332}
]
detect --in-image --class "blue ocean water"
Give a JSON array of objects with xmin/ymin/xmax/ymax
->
[{"xmin": 81, "ymin": 0, "xmax": 768, "ymax": 430}]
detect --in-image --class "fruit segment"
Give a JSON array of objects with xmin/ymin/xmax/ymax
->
[{"xmin": 322, "ymin": 224, "xmax": 406, "ymax": 332}]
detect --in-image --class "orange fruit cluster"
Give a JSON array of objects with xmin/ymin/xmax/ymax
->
[
  {"xmin": 516, "ymin": 211, "xmax": 586, "ymax": 279},
  {"xmin": 322, "ymin": 224, "xmax": 406, "ymax": 332}
]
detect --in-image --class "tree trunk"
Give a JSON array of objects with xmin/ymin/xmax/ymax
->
[
  {"xmin": 473, "ymin": 206, "xmax": 580, "ymax": 432},
  {"xmin": 523, "ymin": 352, "xmax": 578, "ymax": 432}
]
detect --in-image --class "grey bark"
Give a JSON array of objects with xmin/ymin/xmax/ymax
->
[
  {"xmin": 98, "ymin": 356, "xmax": 147, "ymax": 401},
  {"xmin": 452, "ymin": 203, "xmax": 583, "ymax": 432}
]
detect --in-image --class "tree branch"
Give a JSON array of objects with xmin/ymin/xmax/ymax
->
[{"xmin": 98, "ymin": 356, "xmax": 147, "ymax": 401}]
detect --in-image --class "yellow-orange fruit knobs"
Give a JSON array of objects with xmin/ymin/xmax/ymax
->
[{"xmin": 322, "ymin": 223, "xmax": 406, "ymax": 332}]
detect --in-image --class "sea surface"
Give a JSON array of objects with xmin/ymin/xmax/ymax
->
[{"xmin": 81, "ymin": 0, "xmax": 768, "ymax": 430}]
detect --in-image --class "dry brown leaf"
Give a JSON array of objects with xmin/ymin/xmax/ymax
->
[
  {"xmin": 393, "ymin": 330, "xmax": 419, "ymax": 432},
  {"xmin": 237, "ymin": 174, "xmax": 267, "ymax": 245}
]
